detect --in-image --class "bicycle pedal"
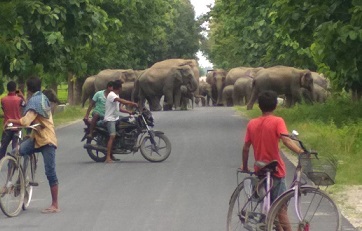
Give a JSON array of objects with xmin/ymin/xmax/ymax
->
[{"xmin": 29, "ymin": 181, "xmax": 39, "ymax": 186}]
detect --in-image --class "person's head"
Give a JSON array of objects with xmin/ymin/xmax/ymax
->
[
  {"xmin": 6, "ymin": 81, "xmax": 17, "ymax": 92},
  {"xmin": 106, "ymin": 81, "xmax": 114, "ymax": 91},
  {"xmin": 26, "ymin": 76, "xmax": 42, "ymax": 94},
  {"xmin": 258, "ymin": 90, "xmax": 278, "ymax": 113},
  {"xmin": 112, "ymin": 80, "xmax": 122, "ymax": 93}
]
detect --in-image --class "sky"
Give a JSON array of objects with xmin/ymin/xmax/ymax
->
[{"xmin": 190, "ymin": 0, "xmax": 214, "ymax": 68}]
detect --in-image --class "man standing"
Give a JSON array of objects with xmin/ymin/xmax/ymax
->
[
  {"xmin": 104, "ymin": 80, "xmax": 138, "ymax": 163},
  {"xmin": 5, "ymin": 76, "xmax": 59, "ymax": 213},
  {"xmin": 84, "ymin": 81, "xmax": 113, "ymax": 138},
  {"xmin": 0, "ymin": 81, "xmax": 26, "ymax": 160}
]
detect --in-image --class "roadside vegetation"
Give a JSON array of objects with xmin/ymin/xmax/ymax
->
[{"xmin": 237, "ymin": 94, "xmax": 362, "ymax": 186}]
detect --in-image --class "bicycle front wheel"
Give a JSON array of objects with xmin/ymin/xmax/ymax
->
[
  {"xmin": 227, "ymin": 177, "xmax": 263, "ymax": 231},
  {"xmin": 266, "ymin": 186, "xmax": 341, "ymax": 231},
  {"xmin": 0, "ymin": 155, "xmax": 25, "ymax": 217},
  {"xmin": 22, "ymin": 154, "xmax": 36, "ymax": 210}
]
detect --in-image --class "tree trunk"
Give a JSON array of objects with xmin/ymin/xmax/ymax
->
[
  {"xmin": 74, "ymin": 78, "xmax": 82, "ymax": 105},
  {"xmin": 67, "ymin": 72, "xmax": 75, "ymax": 105}
]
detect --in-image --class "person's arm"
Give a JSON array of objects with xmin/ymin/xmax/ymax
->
[
  {"xmin": 119, "ymin": 107, "xmax": 132, "ymax": 115},
  {"xmin": 16, "ymin": 89, "xmax": 26, "ymax": 104},
  {"xmin": 240, "ymin": 141, "xmax": 251, "ymax": 171},
  {"xmin": 84, "ymin": 100, "xmax": 96, "ymax": 119},
  {"xmin": 281, "ymin": 135, "xmax": 304, "ymax": 154},
  {"xmin": 114, "ymin": 97, "xmax": 138, "ymax": 107},
  {"xmin": 5, "ymin": 110, "xmax": 37, "ymax": 127}
]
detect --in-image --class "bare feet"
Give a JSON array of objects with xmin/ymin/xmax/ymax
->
[
  {"xmin": 105, "ymin": 159, "xmax": 114, "ymax": 163},
  {"xmin": 42, "ymin": 206, "xmax": 60, "ymax": 214}
]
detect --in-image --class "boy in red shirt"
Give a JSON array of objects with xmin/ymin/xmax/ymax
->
[
  {"xmin": 0, "ymin": 81, "xmax": 26, "ymax": 159},
  {"xmin": 241, "ymin": 90, "xmax": 304, "ymax": 231}
]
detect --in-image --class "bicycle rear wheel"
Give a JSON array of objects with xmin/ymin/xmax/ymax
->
[
  {"xmin": 22, "ymin": 154, "xmax": 36, "ymax": 210},
  {"xmin": 227, "ymin": 177, "xmax": 264, "ymax": 231},
  {"xmin": 266, "ymin": 186, "xmax": 341, "ymax": 231},
  {"xmin": 0, "ymin": 155, "xmax": 25, "ymax": 217}
]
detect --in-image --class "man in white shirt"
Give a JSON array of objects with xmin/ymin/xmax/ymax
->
[{"xmin": 104, "ymin": 80, "xmax": 138, "ymax": 163}]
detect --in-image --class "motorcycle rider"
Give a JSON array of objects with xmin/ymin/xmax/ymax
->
[
  {"xmin": 84, "ymin": 81, "xmax": 114, "ymax": 139},
  {"xmin": 104, "ymin": 80, "xmax": 138, "ymax": 163}
]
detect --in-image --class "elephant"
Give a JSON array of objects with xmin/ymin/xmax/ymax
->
[
  {"xmin": 311, "ymin": 72, "xmax": 330, "ymax": 90},
  {"xmin": 135, "ymin": 65, "xmax": 198, "ymax": 111},
  {"xmin": 151, "ymin": 59, "xmax": 200, "ymax": 106},
  {"xmin": 94, "ymin": 69, "xmax": 137, "ymax": 92},
  {"xmin": 43, "ymin": 88, "xmax": 61, "ymax": 115},
  {"xmin": 222, "ymin": 85, "xmax": 234, "ymax": 107},
  {"xmin": 198, "ymin": 80, "xmax": 213, "ymax": 106},
  {"xmin": 225, "ymin": 67, "xmax": 263, "ymax": 86},
  {"xmin": 302, "ymin": 83, "xmax": 329, "ymax": 103},
  {"xmin": 206, "ymin": 69, "xmax": 228, "ymax": 106},
  {"xmin": 233, "ymin": 76, "xmax": 253, "ymax": 106},
  {"xmin": 81, "ymin": 75, "xmax": 96, "ymax": 107},
  {"xmin": 246, "ymin": 66, "xmax": 314, "ymax": 110},
  {"xmin": 180, "ymin": 85, "xmax": 194, "ymax": 110}
]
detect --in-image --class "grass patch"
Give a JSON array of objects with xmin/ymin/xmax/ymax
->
[
  {"xmin": 237, "ymin": 97, "xmax": 362, "ymax": 185},
  {"xmin": 52, "ymin": 105, "xmax": 86, "ymax": 127},
  {"xmin": 0, "ymin": 105, "xmax": 86, "ymax": 134}
]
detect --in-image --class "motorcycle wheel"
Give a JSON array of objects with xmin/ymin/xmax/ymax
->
[
  {"xmin": 140, "ymin": 133, "xmax": 171, "ymax": 162},
  {"xmin": 86, "ymin": 138, "xmax": 107, "ymax": 162}
]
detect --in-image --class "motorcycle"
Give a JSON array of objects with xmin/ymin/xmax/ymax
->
[{"xmin": 81, "ymin": 108, "xmax": 171, "ymax": 162}]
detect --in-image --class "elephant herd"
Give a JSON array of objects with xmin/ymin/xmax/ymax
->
[
  {"xmin": 82, "ymin": 63, "xmax": 330, "ymax": 112},
  {"xmin": 200, "ymin": 66, "xmax": 330, "ymax": 110},
  {"xmin": 81, "ymin": 59, "xmax": 200, "ymax": 111}
]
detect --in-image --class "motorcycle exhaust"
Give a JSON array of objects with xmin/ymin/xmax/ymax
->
[{"xmin": 83, "ymin": 143, "xmax": 107, "ymax": 152}]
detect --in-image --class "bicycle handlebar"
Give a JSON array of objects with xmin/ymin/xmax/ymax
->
[{"xmin": 6, "ymin": 123, "xmax": 42, "ymax": 131}]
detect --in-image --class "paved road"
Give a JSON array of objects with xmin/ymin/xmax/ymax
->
[{"xmin": 0, "ymin": 107, "xmax": 356, "ymax": 230}]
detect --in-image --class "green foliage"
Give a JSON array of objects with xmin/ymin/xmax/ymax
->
[
  {"xmin": 239, "ymin": 96, "xmax": 362, "ymax": 185},
  {"xmin": 0, "ymin": 0, "xmax": 202, "ymax": 96},
  {"xmin": 207, "ymin": 0, "xmax": 362, "ymax": 96}
]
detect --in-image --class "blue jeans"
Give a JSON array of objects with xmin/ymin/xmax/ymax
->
[
  {"xmin": 271, "ymin": 177, "xmax": 286, "ymax": 202},
  {"xmin": 0, "ymin": 130, "xmax": 18, "ymax": 160},
  {"xmin": 19, "ymin": 138, "xmax": 58, "ymax": 187}
]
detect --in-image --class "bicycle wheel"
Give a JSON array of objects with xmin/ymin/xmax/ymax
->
[
  {"xmin": 22, "ymin": 154, "xmax": 36, "ymax": 210},
  {"xmin": 0, "ymin": 155, "xmax": 25, "ymax": 217},
  {"xmin": 266, "ymin": 186, "xmax": 341, "ymax": 231},
  {"xmin": 227, "ymin": 177, "xmax": 264, "ymax": 231}
]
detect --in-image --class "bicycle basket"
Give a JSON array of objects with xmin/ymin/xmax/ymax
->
[{"xmin": 300, "ymin": 154, "xmax": 337, "ymax": 186}]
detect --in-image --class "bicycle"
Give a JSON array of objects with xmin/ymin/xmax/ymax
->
[
  {"xmin": 227, "ymin": 131, "xmax": 341, "ymax": 231},
  {"xmin": 0, "ymin": 123, "xmax": 40, "ymax": 217}
]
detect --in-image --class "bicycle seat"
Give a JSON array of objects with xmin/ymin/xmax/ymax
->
[{"xmin": 255, "ymin": 160, "xmax": 278, "ymax": 175}]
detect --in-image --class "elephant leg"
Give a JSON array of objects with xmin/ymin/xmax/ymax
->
[
  {"xmin": 173, "ymin": 89, "xmax": 182, "ymax": 110},
  {"xmin": 149, "ymin": 96, "xmax": 162, "ymax": 111},
  {"xmin": 247, "ymin": 90, "xmax": 258, "ymax": 110}
]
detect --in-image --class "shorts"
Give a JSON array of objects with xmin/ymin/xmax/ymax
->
[
  {"xmin": 271, "ymin": 177, "xmax": 286, "ymax": 202},
  {"xmin": 106, "ymin": 121, "xmax": 117, "ymax": 136},
  {"xmin": 92, "ymin": 111, "xmax": 104, "ymax": 120}
]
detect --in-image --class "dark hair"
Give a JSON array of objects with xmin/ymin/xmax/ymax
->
[
  {"xmin": 258, "ymin": 90, "xmax": 278, "ymax": 112},
  {"xmin": 7, "ymin": 81, "xmax": 17, "ymax": 92},
  {"xmin": 113, "ymin": 80, "xmax": 122, "ymax": 90},
  {"xmin": 107, "ymin": 81, "xmax": 114, "ymax": 88},
  {"xmin": 26, "ymin": 76, "xmax": 42, "ymax": 93}
]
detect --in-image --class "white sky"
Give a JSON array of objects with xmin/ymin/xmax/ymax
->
[{"xmin": 190, "ymin": 0, "xmax": 214, "ymax": 68}]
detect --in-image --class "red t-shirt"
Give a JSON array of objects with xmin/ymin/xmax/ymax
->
[
  {"xmin": 1, "ymin": 92, "xmax": 25, "ymax": 125},
  {"xmin": 245, "ymin": 115, "xmax": 288, "ymax": 178}
]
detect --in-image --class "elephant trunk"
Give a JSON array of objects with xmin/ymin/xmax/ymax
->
[
  {"xmin": 187, "ymin": 75, "xmax": 198, "ymax": 93},
  {"xmin": 216, "ymin": 81, "xmax": 224, "ymax": 106}
]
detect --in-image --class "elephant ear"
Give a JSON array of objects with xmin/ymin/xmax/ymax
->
[{"xmin": 300, "ymin": 71, "xmax": 313, "ymax": 89}]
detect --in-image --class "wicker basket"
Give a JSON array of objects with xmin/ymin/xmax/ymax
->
[{"xmin": 300, "ymin": 154, "xmax": 337, "ymax": 186}]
